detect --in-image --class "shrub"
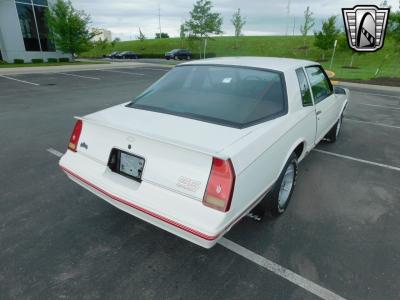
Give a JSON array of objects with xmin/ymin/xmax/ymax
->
[
  {"xmin": 47, "ymin": 58, "xmax": 58, "ymax": 63},
  {"xmin": 14, "ymin": 59, "xmax": 24, "ymax": 64},
  {"xmin": 59, "ymin": 57, "xmax": 69, "ymax": 62},
  {"xmin": 32, "ymin": 58, "xmax": 44, "ymax": 63}
]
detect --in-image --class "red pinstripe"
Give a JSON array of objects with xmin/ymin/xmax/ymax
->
[{"xmin": 60, "ymin": 166, "xmax": 219, "ymax": 241}]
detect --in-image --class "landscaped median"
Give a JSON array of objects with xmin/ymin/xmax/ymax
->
[{"xmin": 84, "ymin": 35, "xmax": 400, "ymax": 86}]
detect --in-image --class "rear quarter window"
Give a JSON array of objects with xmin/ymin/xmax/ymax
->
[
  {"xmin": 305, "ymin": 66, "xmax": 333, "ymax": 103},
  {"xmin": 295, "ymin": 68, "xmax": 313, "ymax": 106}
]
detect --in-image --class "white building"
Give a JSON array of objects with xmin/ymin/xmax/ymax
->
[
  {"xmin": 91, "ymin": 28, "xmax": 112, "ymax": 42},
  {"xmin": 0, "ymin": 0, "xmax": 67, "ymax": 63}
]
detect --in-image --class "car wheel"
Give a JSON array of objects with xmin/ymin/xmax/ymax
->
[
  {"xmin": 269, "ymin": 153, "xmax": 298, "ymax": 216},
  {"xmin": 166, "ymin": 57, "xmax": 170, "ymax": 60},
  {"xmin": 187, "ymin": 55, "xmax": 191, "ymax": 60},
  {"xmin": 325, "ymin": 114, "xmax": 343, "ymax": 143},
  {"xmin": 174, "ymin": 55, "xmax": 178, "ymax": 60}
]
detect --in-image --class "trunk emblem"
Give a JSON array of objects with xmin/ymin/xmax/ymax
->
[{"xmin": 177, "ymin": 176, "xmax": 201, "ymax": 192}]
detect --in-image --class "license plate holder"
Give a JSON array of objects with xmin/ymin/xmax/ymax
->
[{"xmin": 108, "ymin": 149, "xmax": 145, "ymax": 182}]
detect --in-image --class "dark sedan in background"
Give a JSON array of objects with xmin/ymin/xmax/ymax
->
[
  {"xmin": 105, "ymin": 51, "xmax": 120, "ymax": 59},
  {"xmin": 165, "ymin": 49, "xmax": 192, "ymax": 60},
  {"xmin": 115, "ymin": 51, "xmax": 140, "ymax": 59}
]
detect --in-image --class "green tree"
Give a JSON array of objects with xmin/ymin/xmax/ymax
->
[
  {"xmin": 388, "ymin": 11, "xmax": 400, "ymax": 48},
  {"xmin": 180, "ymin": 23, "xmax": 186, "ymax": 47},
  {"xmin": 185, "ymin": 0, "xmax": 223, "ymax": 58},
  {"xmin": 110, "ymin": 37, "xmax": 120, "ymax": 48},
  {"xmin": 231, "ymin": 8, "xmax": 246, "ymax": 49},
  {"xmin": 314, "ymin": 16, "xmax": 340, "ymax": 60},
  {"xmin": 337, "ymin": 34, "xmax": 356, "ymax": 67},
  {"xmin": 46, "ymin": 0, "xmax": 95, "ymax": 59},
  {"xmin": 137, "ymin": 28, "xmax": 146, "ymax": 41},
  {"xmin": 387, "ymin": 10, "xmax": 400, "ymax": 76},
  {"xmin": 299, "ymin": 6, "xmax": 314, "ymax": 47},
  {"xmin": 155, "ymin": 32, "xmax": 170, "ymax": 39},
  {"xmin": 380, "ymin": 0, "xmax": 389, "ymax": 8}
]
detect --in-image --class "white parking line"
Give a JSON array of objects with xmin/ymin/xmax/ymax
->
[
  {"xmin": 0, "ymin": 75, "xmax": 39, "ymax": 86},
  {"xmin": 344, "ymin": 118, "xmax": 400, "ymax": 130},
  {"xmin": 98, "ymin": 69, "xmax": 145, "ymax": 76},
  {"xmin": 313, "ymin": 149, "xmax": 400, "ymax": 172},
  {"xmin": 47, "ymin": 148, "xmax": 63, "ymax": 157},
  {"xmin": 359, "ymin": 103, "xmax": 400, "ymax": 110},
  {"xmin": 47, "ymin": 146, "xmax": 346, "ymax": 299},
  {"xmin": 218, "ymin": 238, "xmax": 346, "ymax": 300},
  {"xmin": 138, "ymin": 68, "xmax": 169, "ymax": 72},
  {"xmin": 57, "ymin": 72, "xmax": 100, "ymax": 80}
]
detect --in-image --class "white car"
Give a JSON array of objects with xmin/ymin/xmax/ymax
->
[{"xmin": 59, "ymin": 57, "xmax": 348, "ymax": 248}]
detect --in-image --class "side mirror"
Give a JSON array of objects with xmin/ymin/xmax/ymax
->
[{"xmin": 333, "ymin": 86, "xmax": 346, "ymax": 95}]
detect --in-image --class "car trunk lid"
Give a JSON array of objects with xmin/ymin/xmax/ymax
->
[{"xmin": 75, "ymin": 104, "xmax": 252, "ymax": 200}]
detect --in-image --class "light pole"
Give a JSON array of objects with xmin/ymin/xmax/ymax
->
[{"xmin": 329, "ymin": 39, "xmax": 337, "ymax": 70}]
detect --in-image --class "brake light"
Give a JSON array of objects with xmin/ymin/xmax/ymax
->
[
  {"xmin": 68, "ymin": 120, "xmax": 83, "ymax": 152},
  {"xmin": 203, "ymin": 158, "xmax": 236, "ymax": 212}
]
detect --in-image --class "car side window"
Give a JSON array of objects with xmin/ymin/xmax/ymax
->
[
  {"xmin": 305, "ymin": 66, "xmax": 333, "ymax": 104},
  {"xmin": 295, "ymin": 68, "xmax": 313, "ymax": 106}
]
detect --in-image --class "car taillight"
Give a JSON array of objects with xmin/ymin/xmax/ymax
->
[
  {"xmin": 68, "ymin": 120, "xmax": 83, "ymax": 152},
  {"xmin": 203, "ymin": 158, "xmax": 235, "ymax": 212}
]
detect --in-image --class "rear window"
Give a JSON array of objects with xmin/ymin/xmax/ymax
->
[{"xmin": 128, "ymin": 65, "xmax": 287, "ymax": 128}]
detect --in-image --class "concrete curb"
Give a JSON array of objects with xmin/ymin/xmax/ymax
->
[{"xmin": 339, "ymin": 81, "xmax": 400, "ymax": 92}]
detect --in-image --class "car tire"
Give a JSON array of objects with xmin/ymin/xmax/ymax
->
[
  {"xmin": 166, "ymin": 57, "xmax": 170, "ymax": 60},
  {"xmin": 269, "ymin": 153, "xmax": 298, "ymax": 216},
  {"xmin": 325, "ymin": 114, "xmax": 343, "ymax": 143},
  {"xmin": 187, "ymin": 55, "xmax": 191, "ymax": 60},
  {"xmin": 174, "ymin": 55, "xmax": 178, "ymax": 60}
]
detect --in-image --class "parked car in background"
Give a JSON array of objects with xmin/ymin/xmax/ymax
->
[
  {"xmin": 106, "ymin": 51, "xmax": 120, "ymax": 59},
  {"xmin": 115, "ymin": 51, "xmax": 139, "ymax": 59},
  {"xmin": 165, "ymin": 49, "xmax": 192, "ymax": 60},
  {"xmin": 59, "ymin": 57, "xmax": 348, "ymax": 248}
]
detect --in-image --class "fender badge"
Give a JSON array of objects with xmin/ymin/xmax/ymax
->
[{"xmin": 80, "ymin": 142, "xmax": 88, "ymax": 150}]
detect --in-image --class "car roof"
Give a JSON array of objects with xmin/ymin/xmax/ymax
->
[{"xmin": 180, "ymin": 57, "xmax": 317, "ymax": 72}]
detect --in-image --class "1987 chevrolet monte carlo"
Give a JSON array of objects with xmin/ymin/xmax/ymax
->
[{"xmin": 59, "ymin": 57, "xmax": 348, "ymax": 248}]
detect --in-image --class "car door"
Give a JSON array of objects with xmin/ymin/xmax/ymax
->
[{"xmin": 305, "ymin": 65, "xmax": 337, "ymax": 143}]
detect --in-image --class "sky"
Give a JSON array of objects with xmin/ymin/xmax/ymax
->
[{"xmin": 71, "ymin": 0, "xmax": 400, "ymax": 40}]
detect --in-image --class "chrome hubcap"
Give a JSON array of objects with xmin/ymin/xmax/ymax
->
[{"xmin": 278, "ymin": 163, "xmax": 295, "ymax": 210}]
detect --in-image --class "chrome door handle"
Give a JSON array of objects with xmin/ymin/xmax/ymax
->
[{"xmin": 316, "ymin": 110, "xmax": 322, "ymax": 115}]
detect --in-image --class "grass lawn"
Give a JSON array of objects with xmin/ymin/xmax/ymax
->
[
  {"xmin": 0, "ymin": 61, "xmax": 109, "ymax": 68},
  {"xmin": 84, "ymin": 35, "xmax": 400, "ymax": 81}
]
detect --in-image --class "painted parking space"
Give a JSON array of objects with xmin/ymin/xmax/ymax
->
[{"xmin": 1, "ymin": 66, "xmax": 400, "ymax": 299}]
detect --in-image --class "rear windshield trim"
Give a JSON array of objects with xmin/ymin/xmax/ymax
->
[{"xmin": 127, "ymin": 64, "xmax": 288, "ymax": 129}]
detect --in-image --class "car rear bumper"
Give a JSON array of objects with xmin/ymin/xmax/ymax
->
[{"xmin": 59, "ymin": 151, "xmax": 237, "ymax": 248}]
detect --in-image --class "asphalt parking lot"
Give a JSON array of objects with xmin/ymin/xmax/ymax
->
[{"xmin": 1, "ymin": 64, "xmax": 399, "ymax": 300}]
